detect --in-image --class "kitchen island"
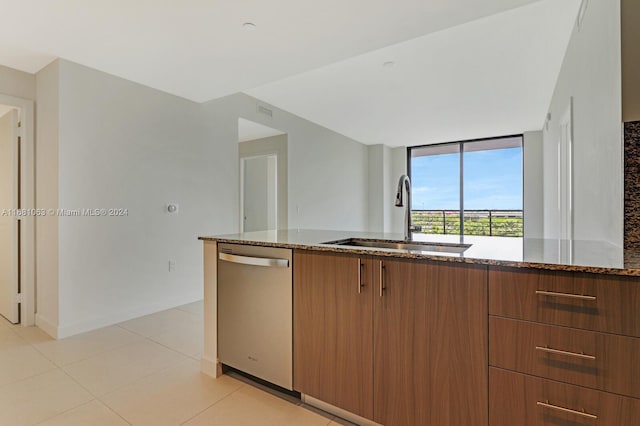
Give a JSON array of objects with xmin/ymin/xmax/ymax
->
[
  {"xmin": 200, "ymin": 230, "xmax": 640, "ymax": 426},
  {"xmin": 200, "ymin": 229, "xmax": 640, "ymax": 275}
]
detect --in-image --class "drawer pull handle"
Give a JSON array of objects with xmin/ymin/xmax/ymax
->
[
  {"xmin": 535, "ymin": 346, "xmax": 596, "ymax": 360},
  {"xmin": 536, "ymin": 290, "xmax": 596, "ymax": 301},
  {"xmin": 537, "ymin": 401, "xmax": 597, "ymax": 419},
  {"xmin": 357, "ymin": 258, "xmax": 363, "ymax": 294},
  {"xmin": 379, "ymin": 261, "xmax": 385, "ymax": 297}
]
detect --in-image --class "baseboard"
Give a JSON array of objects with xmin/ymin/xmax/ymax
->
[
  {"xmin": 200, "ymin": 355, "xmax": 219, "ymax": 378},
  {"xmin": 35, "ymin": 313, "xmax": 58, "ymax": 339}
]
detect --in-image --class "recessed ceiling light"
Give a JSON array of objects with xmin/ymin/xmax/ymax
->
[
  {"xmin": 383, "ymin": 61, "xmax": 396, "ymax": 68},
  {"xmin": 242, "ymin": 22, "xmax": 257, "ymax": 31}
]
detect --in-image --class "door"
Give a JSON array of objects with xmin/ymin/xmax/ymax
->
[
  {"xmin": 373, "ymin": 258, "xmax": 488, "ymax": 426},
  {"xmin": 293, "ymin": 251, "xmax": 374, "ymax": 419},
  {"xmin": 241, "ymin": 154, "xmax": 277, "ymax": 232},
  {"xmin": 0, "ymin": 109, "xmax": 19, "ymax": 323}
]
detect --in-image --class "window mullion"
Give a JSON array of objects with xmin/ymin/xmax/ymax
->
[{"xmin": 459, "ymin": 141, "xmax": 464, "ymax": 237}]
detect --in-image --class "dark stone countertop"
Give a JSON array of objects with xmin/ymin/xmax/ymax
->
[{"xmin": 199, "ymin": 229, "xmax": 640, "ymax": 277}]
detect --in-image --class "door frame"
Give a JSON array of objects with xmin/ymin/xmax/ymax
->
[
  {"xmin": 0, "ymin": 94, "xmax": 35, "ymax": 326},
  {"xmin": 237, "ymin": 129, "xmax": 289, "ymax": 233}
]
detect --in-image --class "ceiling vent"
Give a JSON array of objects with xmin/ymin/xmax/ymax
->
[{"xmin": 257, "ymin": 105, "xmax": 273, "ymax": 118}]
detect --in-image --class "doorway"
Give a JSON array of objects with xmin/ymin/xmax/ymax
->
[
  {"xmin": 0, "ymin": 95, "xmax": 35, "ymax": 326},
  {"xmin": 241, "ymin": 154, "xmax": 278, "ymax": 232},
  {"xmin": 238, "ymin": 118, "xmax": 288, "ymax": 233}
]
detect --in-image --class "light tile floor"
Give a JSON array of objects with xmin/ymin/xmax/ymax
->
[{"xmin": 0, "ymin": 302, "xmax": 353, "ymax": 426}]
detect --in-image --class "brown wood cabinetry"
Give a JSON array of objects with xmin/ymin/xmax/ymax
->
[
  {"xmin": 293, "ymin": 251, "xmax": 374, "ymax": 419},
  {"xmin": 489, "ymin": 267, "xmax": 640, "ymax": 337},
  {"xmin": 490, "ymin": 316, "xmax": 640, "ymax": 398},
  {"xmin": 490, "ymin": 368, "xmax": 640, "ymax": 426},
  {"xmin": 373, "ymin": 258, "xmax": 488, "ymax": 426},
  {"xmin": 489, "ymin": 267, "xmax": 640, "ymax": 425},
  {"xmin": 293, "ymin": 251, "xmax": 488, "ymax": 426}
]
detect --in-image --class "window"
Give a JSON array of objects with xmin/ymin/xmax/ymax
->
[{"xmin": 409, "ymin": 135, "xmax": 523, "ymax": 237}]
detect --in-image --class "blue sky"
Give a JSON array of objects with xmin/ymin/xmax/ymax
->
[{"xmin": 411, "ymin": 147, "xmax": 522, "ymax": 210}]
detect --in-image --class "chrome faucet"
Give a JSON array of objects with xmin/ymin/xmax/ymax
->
[{"xmin": 395, "ymin": 174, "xmax": 422, "ymax": 241}]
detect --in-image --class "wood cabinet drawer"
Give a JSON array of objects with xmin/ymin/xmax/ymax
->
[
  {"xmin": 490, "ymin": 316, "xmax": 640, "ymax": 398},
  {"xmin": 490, "ymin": 367, "xmax": 640, "ymax": 426},
  {"xmin": 489, "ymin": 267, "xmax": 640, "ymax": 337}
]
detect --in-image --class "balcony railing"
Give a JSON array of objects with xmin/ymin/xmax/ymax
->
[{"xmin": 411, "ymin": 209, "xmax": 523, "ymax": 237}]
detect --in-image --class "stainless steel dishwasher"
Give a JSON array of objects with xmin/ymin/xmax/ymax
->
[{"xmin": 217, "ymin": 243, "xmax": 293, "ymax": 390}]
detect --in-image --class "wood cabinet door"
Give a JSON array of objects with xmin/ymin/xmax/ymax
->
[
  {"xmin": 373, "ymin": 258, "xmax": 488, "ymax": 426},
  {"xmin": 293, "ymin": 251, "xmax": 374, "ymax": 419}
]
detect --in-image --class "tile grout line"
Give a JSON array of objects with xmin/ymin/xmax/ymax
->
[
  {"xmin": 30, "ymin": 398, "xmax": 94, "ymax": 426},
  {"xmin": 213, "ymin": 371, "xmax": 340, "ymax": 424},
  {"xmin": 1, "ymin": 306, "xmax": 203, "ymax": 425},
  {"xmin": 46, "ymin": 336, "xmax": 187, "ymax": 425},
  {"xmin": 31, "ymin": 398, "xmax": 133, "ymax": 426},
  {"xmin": 104, "ymin": 403, "xmax": 134, "ymax": 426},
  {"xmin": 144, "ymin": 333, "xmax": 202, "ymax": 360},
  {"xmin": 59, "ymin": 332, "xmax": 189, "ymax": 371},
  {"xmin": 25, "ymin": 366, "xmax": 99, "ymax": 425},
  {"xmin": 114, "ymin": 323, "xmax": 203, "ymax": 360},
  {"xmin": 33, "ymin": 330, "xmax": 189, "ymax": 421},
  {"xmin": 2, "ymin": 325, "xmax": 57, "ymax": 390},
  {"xmin": 83, "ymin": 354, "xmax": 189, "ymax": 400},
  {"xmin": 178, "ymin": 382, "xmax": 247, "ymax": 425},
  {"xmin": 17, "ymin": 325, "xmax": 146, "ymax": 368},
  {"xmin": 0, "ymin": 364, "xmax": 60, "ymax": 390}
]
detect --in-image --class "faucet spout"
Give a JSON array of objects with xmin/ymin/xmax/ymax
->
[
  {"xmin": 395, "ymin": 175, "xmax": 408, "ymax": 207},
  {"xmin": 395, "ymin": 175, "xmax": 421, "ymax": 240}
]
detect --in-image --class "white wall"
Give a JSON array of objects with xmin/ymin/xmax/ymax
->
[
  {"xmin": 368, "ymin": 144, "xmax": 406, "ymax": 234},
  {"xmin": 38, "ymin": 59, "xmax": 224, "ymax": 337},
  {"xmin": 35, "ymin": 61, "xmax": 60, "ymax": 334},
  {"xmin": 0, "ymin": 64, "xmax": 35, "ymax": 101},
  {"xmin": 367, "ymin": 145, "xmax": 386, "ymax": 232},
  {"xmin": 33, "ymin": 63, "xmax": 368, "ymax": 337},
  {"xmin": 523, "ymin": 131, "xmax": 543, "ymax": 238},
  {"xmin": 542, "ymin": 0, "xmax": 622, "ymax": 245},
  {"xmin": 203, "ymin": 93, "xmax": 369, "ymax": 232},
  {"xmin": 390, "ymin": 147, "xmax": 408, "ymax": 234}
]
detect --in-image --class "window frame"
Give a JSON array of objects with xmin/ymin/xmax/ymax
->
[{"xmin": 407, "ymin": 134, "xmax": 524, "ymax": 237}]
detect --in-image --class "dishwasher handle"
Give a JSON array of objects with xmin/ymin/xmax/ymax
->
[{"xmin": 218, "ymin": 252, "xmax": 289, "ymax": 268}]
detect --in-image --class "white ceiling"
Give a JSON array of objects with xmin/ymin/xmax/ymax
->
[
  {"xmin": 0, "ymin": 0, "xmax": 581, "ymax": 147},
  {"xmin": 0, "ymin": 0, "xmax": 542, "ymax": 103},
  {"xmin": 246, "ymin": 0, "xmax": 582, "ymax": 146},
  {"xmin": 238, "ymin": 118, "xmax": 285, "ymax": 142}
]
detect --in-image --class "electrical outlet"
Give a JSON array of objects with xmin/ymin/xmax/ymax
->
[{"xmin": 169, "ymin": 260, "xmax": 176, "ymax": 272}]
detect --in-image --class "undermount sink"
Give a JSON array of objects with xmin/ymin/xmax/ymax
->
[{"xmin": 323, "ymin": 238, "xmax": 472, "ymax": 254}]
